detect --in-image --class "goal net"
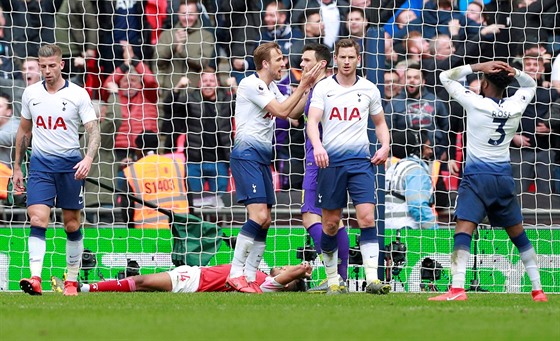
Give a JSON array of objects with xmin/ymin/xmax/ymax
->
[{"xmin": 0, "ymin": 0, "xmax": 558, "ymax": 293}]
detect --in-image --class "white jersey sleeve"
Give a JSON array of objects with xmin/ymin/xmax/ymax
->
[{"xmin": 440, "ymin": 65, "xmax": 536, "ymax": 173}]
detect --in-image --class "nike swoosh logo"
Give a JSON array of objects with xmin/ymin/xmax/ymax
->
[
  {"xmin": 327, "ymin": 94, "xmax": 334, "ymax": 97},
  {"xmin": 447, "ymin": 294, "xmax": 463, "ymax": 301},
  {"xmin": 33, "ymin": 102, "xmax": 40, "ymax": 106},
  {"xmin": 78, "ymin": 200, "xmax": 83, "ymax": 204}
]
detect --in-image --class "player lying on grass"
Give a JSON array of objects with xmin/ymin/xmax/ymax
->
[{"xmin": 52, "ymin": 263, "xmax": 312, "ymax": 294}]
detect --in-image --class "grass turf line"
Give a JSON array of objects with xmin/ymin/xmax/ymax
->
[{"xmin": 1, "ymin": 292, "xmax": 558, "ymax": 340}]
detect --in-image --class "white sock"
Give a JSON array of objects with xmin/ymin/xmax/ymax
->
[
  {"xmin": 360, "ymin": 242, "xmax": 379, "ymax": 283},
  {"xmin": 451, "ymin": 249, "xmax": 470, "ymax": 289},
  {"xmin": 66, "ymin": 238, "xmax": 84, "ymax": 282},
  {"xmin": 323, "ymin": 249, "xmax": 339, "ymax": 286},
  {"xmin": 81, "ymin": 284, "xmax": 90, "ymax": 293},
  {"xmin": 244, "ymin": 240, "xmax": 266, "ymax": 282},
  {"xmin": 519, "ymin": 247, "xmax": 542, "ymax": 291},
  {"xmin": 230, "ymin": 234, "xmax": 254, "ymax": 278},
  {"xmin": 29, "ymin": 236, "xmax": 46, "ymax": 278}
]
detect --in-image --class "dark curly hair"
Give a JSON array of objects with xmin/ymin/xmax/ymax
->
[{"xmin": 484, "ymin": 70, "xmax": 514, "ymax": 92}]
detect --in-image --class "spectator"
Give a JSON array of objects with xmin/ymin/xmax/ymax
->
[
  {"xmin": 54, "ymin": 0, "xmax": 98, "ymax": 87},
  {"xmin": 97, "ymin": 0, "xmax": 154, "ymax": 77},
  {"xmin": 344, "ymin": 7, "xmax": 369, "ymax": 76},
  {"xmin": 162, "ymin": 70, "xmax": 233, "ymax": 207},
  {"xmin": 549, "ymin": 98, "xmax": 560, "ymax": 194},
  {"xmin": 121, "ymin": 131, "xmax": 189, "ymax": 229},
  {"xmin": 260, "ymin": 1, "xmax": 298, "ymax": 59},
  {"xmin": 383, "ymin": 69, "xmax": 403, "ymax": 108},
  {"xmin": 0, "ymin": 0, "xmax": 57, "ymax": 59},
  {"xmin": 80, "ymin": 97, "xmax": 122, "ymax": 224},
  {"xmin": 103, "ymin": 44, "xmax": 159, "ymax": 161},
  {"xmin": 384, "ymin": 64, "xmax": 449, "ymax": 160},
  {"xmin": 392, "ymin": 0, "xmax": 482, "ymax": 41},
  {"xmin": 155, "ymin": 0, "xmax": 215, "ymax": 100},
  {"xmin": 215, "ymin": 0, "xmax": 261, "ymax": 84},
  {"xmin": 290, "ymin": 8, "xmax": 327, "ymax": 70},
  {"xmin": 0, "ymin": 58, "xmax": 41, "ymax": 118},
  {"xmin": 0, "ymin": 5, "xmax": 18, "ymax": 80},
  {"xmin": 510, "ymin": 53, "xmax": 558, "ymax": 195},
  {"xmin": 292, "ymin": 0, "xmax": 349, "ymax": 49},
  {"xmin": 386, "ymin": 130, "xmax": 439, "ymax": 230},
  {"xmin": 403, "ymin": 31, "xmax": 430, "ymax": 63},
  {"xmin": 384, "ymin": 63, "xmax": 450, "ymax": 210},
  {"xmin": 0, "ymin": 94, "xmax": 18, "ymax": 167}
]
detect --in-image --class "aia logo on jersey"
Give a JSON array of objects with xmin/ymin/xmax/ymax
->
[
  {"xmin": 329, "ymin": 107, "xmax": 361, "ymax": 121},
  {"xmin": 36, "ymin": 115, "xmax": 68, "ymax": 130}
]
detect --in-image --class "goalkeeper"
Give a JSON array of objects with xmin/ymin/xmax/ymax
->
[{"xmin": 52, "ymin": 263, "xmax": 312, "ymax": 294}]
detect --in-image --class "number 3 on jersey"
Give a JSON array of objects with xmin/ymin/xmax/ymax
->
[{"xmin": 488, "ymin": 118, "xmax": 507, "ymax": 146}]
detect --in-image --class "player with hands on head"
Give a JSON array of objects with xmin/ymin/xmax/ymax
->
[
  {"xmin": 15, "ymin": 44, "xmax": 100, "ymax": 297},
  {"xmin": 430, "ymin": 60, "xmax": 547, "ymax": 302},
  {"xmin": 306, "ymin": 38, "xmax": 391, "ymax": 295},
  {"xmin": 53, "ymin": 262, "xmax": 313, "ymax": 294},
  {"xmin": 227, "ymin": 42, "xmax": 321, "ymax": 293}
]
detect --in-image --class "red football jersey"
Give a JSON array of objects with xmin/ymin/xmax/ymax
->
[{"xmin": 197, "ymin": 264, "xmax": 267, "ymax": 292}]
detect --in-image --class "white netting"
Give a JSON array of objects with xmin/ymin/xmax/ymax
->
[{"xmin": 0, "ymin": 0, "xmax": 558, "ymax": 293}]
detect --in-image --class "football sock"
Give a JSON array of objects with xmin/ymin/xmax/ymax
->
[
  {"xmin": 29, "ymin": 226, "xmax": 47, "ymax": 278},
  {"xmin": 86, "ymin": 278, "xmax": 136, "ymax": 292},
  {"xmin": 230, "ymin": 234, "xmax": 254, "ymax": 278},
  {"xmin": 337, "ymin": 227, "xmax": 349, "ymax": 281},
  {"xmin": 451, "ymin": 233, "xmax": 472, "ymax": 289},
  {"xmin": 66, "ymin": 229, "xmax": 84, "ymax": 282},
  {"xmin": 245, "ymin": 228, "xmax": 268, "ymax": 282},
  {"xmin": 360, "ymin": 227, "xmax": 379, "ymax": 283},
  {"xmin": 511, "ymin": 231, "xmax": 542, "ymax": 290},
  {"xmin": 307, "ymin": 222, "xmax": 323, "ymax": 254},
  {"xmin": 321, "ymin": 231, "xmax": 339, "ymax": 286}
]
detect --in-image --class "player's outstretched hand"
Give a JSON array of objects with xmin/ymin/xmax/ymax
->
[{"xmin": 73, "ymin": 156, "xmax": 93, "ymax": 180}]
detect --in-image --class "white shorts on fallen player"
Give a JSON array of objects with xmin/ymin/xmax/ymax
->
[{"xmin": 167, "ymin": 265, "xmax": 202, "ymax": 293}]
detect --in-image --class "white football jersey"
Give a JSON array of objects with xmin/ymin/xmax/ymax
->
[
  {"xmin": 231, "ymin": 74, "xmax": 286, "ymax": 164},
  {"xmin": 440, "ymin": 65, "xmax": 536, "ymax": 174},
  {"xmin": 21, "ymin": 80, "xmax": 97, "ymax": 172},
  {"xmin": 310, "ymin": 75, "xmax": 383, "ymax": 164}
]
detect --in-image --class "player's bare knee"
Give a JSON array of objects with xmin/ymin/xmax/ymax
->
[
  {"xmin": 250, "ymin": 211, "xmax": 269, "ymax": 226},
  {"xmin": 357, "ymin": 215, "xmax": 375, "ymax": 228}
]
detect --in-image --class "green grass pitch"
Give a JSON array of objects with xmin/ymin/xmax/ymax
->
[{"xmin": 1, "ymin": 292, "xmax": 558, "ymax": 340}]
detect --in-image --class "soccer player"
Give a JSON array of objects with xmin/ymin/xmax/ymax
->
[
  {"xmin": 14, "ymin": 44, "xmax": 101, "ymax": 296},
  {"xmin": 430, "ymin": 61, "xmax": 547, "ymax": 302},
  {"xmin": 306, "ymin": 38, "xmax": 391, "ymax": 295},
  {"xmin": 52, "ymin": 262, "xmax": 313, "ymax": 294},
  {"xmin": 300, "ymin": 43, "xmax": 350, "ymax": 286},
  {"xmin": 227, "ymin": 42, "xmax": 321, "ymax": 293}
]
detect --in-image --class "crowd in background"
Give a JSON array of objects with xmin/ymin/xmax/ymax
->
[{"xmin": 0, "ymin": 0, "xmax": 558, "ymax": 221}]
